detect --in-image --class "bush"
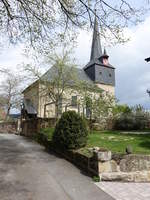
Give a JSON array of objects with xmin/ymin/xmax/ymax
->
[
  {"xmin": 114, "ymin": 113, "xmax": 149, "ymax": 130},
  {"xmin": 52, "ymin": 111, "xmax": 88, "ymax": 150},
  {"xmin": 35, "ymin": 128, "xmax": 54, "ymax": 148}
]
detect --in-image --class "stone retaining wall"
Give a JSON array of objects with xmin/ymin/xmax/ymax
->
[
  {"xmin": 0, "ymin": 121, "xmax": 17, "ymax": 133},
  {"xmin": 44, "ymin": 143, "xmax": 150, "ymax": 182},
  {"xmin": 94, "ymin": 149, "xmax": 150, "ymax": 182}
]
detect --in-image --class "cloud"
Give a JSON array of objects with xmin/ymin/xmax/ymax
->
[
  {"xmin": 0, "ymin": 44, "xmax": 25, "ymax": 69},
  {"xmin": 109, "ymin": 16, "xmax": 150, "ymax": 108}
]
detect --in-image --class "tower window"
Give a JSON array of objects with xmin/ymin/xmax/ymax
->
[
  {"xmin": 103, "ymin": 58, "xmax": 109, "ymax": 65},
  {"xmin": 109, "ymin": 73, "xmax": 111, "ymax": 77},
  {"xmin": 99, "ymin": 71, "xmax": 102, "ymax": 75}
]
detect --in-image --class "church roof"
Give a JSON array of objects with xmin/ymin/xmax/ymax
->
[
  {"xmin": 84, "ymin": 58, "xmax": 115, "ymax": 70},
  {"xmin": 42, "ymin": 66, "xmax": 94, "ymax": 84}
]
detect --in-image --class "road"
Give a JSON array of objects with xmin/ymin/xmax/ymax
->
[{"xmin": 0, "ymin": 134, "xmax": 114, "ymax": 200}]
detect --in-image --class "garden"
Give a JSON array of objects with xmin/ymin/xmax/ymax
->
[
  {"xmin": 38, "ymin": 127, "xmax": 150, "ymax": 156},
  {"xmin": 35, "ymin": 103, "xmax": 150, "ymax": 157},
  {"xmin": 34, "ymin": 109, "xmax": 150, "ymax": 182}
]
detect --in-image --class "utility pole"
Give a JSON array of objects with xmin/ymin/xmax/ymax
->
[{"xmin": 147, "ymin": 89, "xmax": 150, "ymax": 97}]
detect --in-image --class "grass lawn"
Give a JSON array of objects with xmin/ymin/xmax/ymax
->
[
  {"xmin": 40, "ymin": 128, "xmax": 150, "ymax": 156},
  {"xmin": 82, "ymin": 130, "xmax": 150, "ymax": 156}
]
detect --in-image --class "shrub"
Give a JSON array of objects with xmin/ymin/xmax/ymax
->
[
  {"xmin": 35, "ymin": 128, "xmax": 54, "ymax": 148},
  {"xmin": 114, "ymin": 114, "xmax": 135, "ymax": 130},
  {"xmin": 114, "ymin": 113, "xmax": 149, "ymax": 130},
  {"xmin": 92, "ymin": 176, "xmax": 100, "ymax": 182},
  {"xmin": 52, "ymin": 111, "xmax": 88, "ymax": 150}
]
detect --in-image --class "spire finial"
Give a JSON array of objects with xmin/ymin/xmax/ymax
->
[
  {"xmin": 103, "ymin": 47, "xmax": 109, "ymax": 59},
  {"xmin": 104, "ymin": 47, "xmax": 107, "ymax": 55}
]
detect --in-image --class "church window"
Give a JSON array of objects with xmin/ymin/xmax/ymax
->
[
  {"xmin": 109, "ymin": 73, "xmax": 111, "ymax": 77},
  {"xmin": 71, "ymin": 96, "xmax": 77, "ymax": 106},
  {"xmin": 99, "ymin": 71, "xmax": 102, "ymax": 75}
]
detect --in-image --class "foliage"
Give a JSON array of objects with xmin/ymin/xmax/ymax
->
[
  {"xmin": 0, "ymin": 0, "xmax": 148, "ymax": 46},
  {"xmin": 92, "ymin": 176, "xmax": 100, "ymax": 182},
  {"xmin": 112, "ymin": 104, "xmax": 132, "ymax": 116},
  {"xmin": 53, "ymin": 111, "xmax": 88, "ymax": 149},
  {"xmin": 113, "ymin": 104, "xmax": 150, "ymax": 130},
  {"xmin": 35, "ymin": 127, "xmax": 54, "ymax": 147},
  {"xmin": 78, "ymin": 85, "xmax": 116, "ymax": 130}
]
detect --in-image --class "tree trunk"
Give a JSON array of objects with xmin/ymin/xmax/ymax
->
[{"xmin": 5, "ymin": 105, "xmax": 11, "ymax": 121}]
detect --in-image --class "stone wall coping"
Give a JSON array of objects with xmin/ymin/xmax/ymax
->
[{"xmin": 100, "ymin": 171, "xmax": 150, "ymax": 182}]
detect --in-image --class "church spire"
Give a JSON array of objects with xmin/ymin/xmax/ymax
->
[{"xmin": 90, "ymin": 13, "xmax": 102, "ymax": 61}]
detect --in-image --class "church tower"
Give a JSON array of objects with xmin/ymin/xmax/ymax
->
[{"xmin": 84, "ymin": 15, "xmax": 115, "ymax": 95}]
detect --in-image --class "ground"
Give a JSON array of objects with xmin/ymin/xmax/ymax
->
[{"xmin": 0, "ymin": 133, "xmax": 113, "ymax": 200}]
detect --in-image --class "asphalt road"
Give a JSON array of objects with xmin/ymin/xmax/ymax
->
[{"xmin": 0, "ymin": 134, "xmax": 114, "ymax": 200}]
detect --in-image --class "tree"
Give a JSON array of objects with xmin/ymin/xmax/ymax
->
[
  {"xmin": 0, "ymin": 70, "xmax": 23, "ymax": 120},
  {"xmin": 0, "ymin": 96, "xmax": 6, "ymax": 121},
  {"xmin": 77, "ymin": 81, "xmax": 116, "ymax": 129},
  {"xmin": 0, "ymin": 0, "xmax": 148, "ymax": 46},
  {"xmin": 112, "ymin": 104, "xmax": 132, "ymax": 117},
  {"xmin": 24, "ymin": 48, "xmax": 79, "ymax": 119}
]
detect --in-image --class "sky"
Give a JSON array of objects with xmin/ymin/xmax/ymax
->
[{"xmin": 0, "ymin": 14, "xmax": 150, "ymax": 110}]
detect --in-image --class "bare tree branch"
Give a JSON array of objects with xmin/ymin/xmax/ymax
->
[{"xmin": 0, "ymin": 0, "xmax": 148, "ymax": 46}]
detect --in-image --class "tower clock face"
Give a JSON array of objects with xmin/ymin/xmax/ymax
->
[{"xmin": 103, "ymin": 58, "xmax": 108, "ymax": 65}]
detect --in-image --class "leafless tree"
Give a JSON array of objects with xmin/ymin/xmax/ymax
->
[{"xmin": 0, "ymin": 70, "xmax": 23, "ymax": 120}]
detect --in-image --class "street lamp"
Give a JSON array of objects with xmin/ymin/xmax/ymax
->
[
  {"xmin": 147, "ymin": 89, "xmax": 150, "ymax": 97},
  {"xmin": 145, "ymin": 57, "xmax": 150, "ymax": 97},
  {"xmin": 145, "ymin": 57, "xmax": 150, "ymax": 62}
]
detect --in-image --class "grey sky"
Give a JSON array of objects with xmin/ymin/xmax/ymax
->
[{"xmin": 0, "ymin": 15, "xmax": 150, "ymax": 109}]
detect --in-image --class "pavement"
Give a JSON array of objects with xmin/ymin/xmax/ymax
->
[
  {"xmin": 96, "ymin": 182, "xmax": 150, "ymax": 200},
  {"xmin": 0, "ymin": 133, "xmax": 114, "ymax": 200}
]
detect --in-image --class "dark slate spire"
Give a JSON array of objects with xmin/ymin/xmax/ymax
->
[{"xmin": 90, "ymin": 14, "xmax": 102, "ymax": 61}]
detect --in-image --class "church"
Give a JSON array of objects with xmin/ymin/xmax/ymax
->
[{"xmin": 22, "ymin": 16, "xmax": 115, "ymax": 119}]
